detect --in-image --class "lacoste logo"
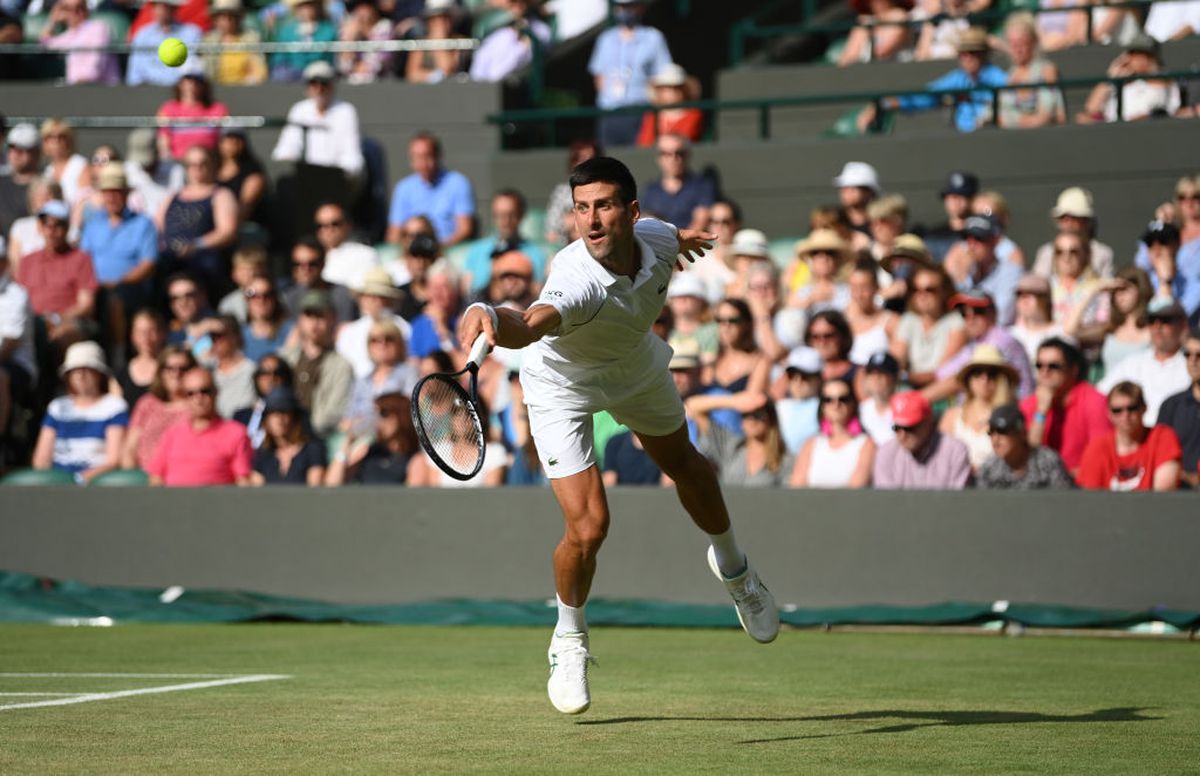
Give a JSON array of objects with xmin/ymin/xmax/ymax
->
[
  {"xmin": 657, "ymin": 284, "xmax": 667, "ymax": 294},
  {"xmin": 548, "ymin": 458, "xmax": 559, "ymax": 466}
]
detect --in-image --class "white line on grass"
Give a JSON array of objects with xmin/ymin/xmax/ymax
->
[
  {"xmin": 0, "ymin": 674, "xmax": 291, "ymax": 711},
  {"xmin": 0, "ymin": 673, "xmax": 240, "ymax": 679},
  {"xmin": 0, "ymin": 693, "xmax": 87, "ymax": 696}
]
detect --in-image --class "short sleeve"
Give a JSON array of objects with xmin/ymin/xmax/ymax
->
[
  {"xmin": 633, "ymin": 217, "xmax": 679, "ymax": 263},
  {"xmin": 387, "ymin": 180, "xmax": 410, "ymax": 227},
  {"xmin": 145, "ymin": 425, "xmax": 172, "ymax": 478},
  {"xmin": 450, "ymin": 173, "xmax": 476, "ymax": 217},
  {"xmin": 230, "ymin": 426, "xmax": 254, "ymax": 479},
  {"xmin": 532, "ymin": 260, "xmax": 603, "ymax": 334}
]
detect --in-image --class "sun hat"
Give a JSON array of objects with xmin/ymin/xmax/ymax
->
[
  {"xmin": 955, "ymin": 343, "xmax": 1019, "ymax": 388},
  {"xmin": 668, "ymin": 340, "xmax": 702, "ymax": 371},
  {"xmin": 794, "ymin": 229, "xmax": 852, "ymax": 262},
  {"xmin": 730, "ymin": 228, "xmax": 770, "ymax": 259},
  {"xmin": 832, "ymin": 161, "xmax": 881, "ymax": 193},
  {"xmin": 1050, "ymin": 187, "xmax": 1095, "ymax": 219},
  {"xmin": 357, "ymin": 267, "xmax": 402, "ymax": 298},
  {"xmin": 59, "ymin": 341, "xmax": 110, "ymax": 378}
]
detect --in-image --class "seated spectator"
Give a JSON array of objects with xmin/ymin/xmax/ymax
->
[
  {"xmin": 0, "ymin": 252, "xmax": 36, "ymax": 442},
  {"xmin": 1077, "ymin": 34, "xmax": 1182, "ymax": 123},
  {"xmin": 124, "ymin": 128, "xmax": 185, "ymax": 220},
  {"xmin": 342, "ymin": 319, "xmax": 417, "ymax": 433},
  {"xmin": 39, "ymin": 0, "xmax": 120, "ymax": 85},
  {"xmin": 743, "ymin": 262, "xmax": 788, "ymax": 362},
  {"xmin": 40, "ymin": 119, "xmax": 91, "ymax": 206},
  {"xmin": 315, "ymin": 201, "xmax": 381, "ymax": 291},
  {"xmin": 1136, "ymin": 176, "xmax": 1200, "ymax": 293},
  {"xmin": 1098, "ymin": 297, "xmax": 1191, "ymax": 423},
  {"xmin": 156, "ymin": 146, "xmax": 239, "ymax": 302},
  {"xmin": 711, "ymin": 298, "xmax": 770, "ymax": 395},
  {"xmin": 670, "ymin": 341, "xmax": 740, "ymax": 439},
  {"xmin": 164, "ymin": 272, "xmax": 213, "ymax": 350},
  {"xmin": 1138, "ymin": 220, "xmax": 1200, "ymax": 326},
  {"xmin": 463, "ymin": 190, "xmax": 548, "ymax": 295},
  {"xmin": 1049, "ymin": 228, "xmax": 1108, "ymax": 329},
  {"xmin": 249, "ymin": 387, "xmax": 326, "ymax": 486},
  {"xmin": 725, "ymin": 228, "xmax": 773, "ymax": 300},
  {"xmin": 806, "ymin": 310, "xmax": 858, "ymax": 387},
  {"xmin": 71, "ymin": 142, "xmax": 123, "ymax": 231},
  {"xmin": 1144, "ymin": 0, "xmax": 1200, "ymax": 42},
  {"xmin": 385, "ymin": 132, "xmax": 475, "ymax": 248},
  {"xmin": 15, "ymin": 199, "xmax": 98, "ymax": 353},
  {"xmin": 866, "ymin": 194, "xmax": 907, "ymax": 262},
  {"xmin": 913, "ymin": 0, "xmax": 970, "ymax": 61},
  {"xmin": 147, "ymin": 365, "xmax": 253, "ymax": 486},
  {"xmin": 839, "ymin": 0, "xmax": 914, "ymax": 67},
  {"xmin": 336, "ymin": 267, "xmax": 413, "ymax": 378},
  {"xmin": 939, "ymin": 343, "xmax": 1018, "ymax": 471},
  {"xmin": 337, "ymin": 0, "xmax": 395, "ymax": 84},
  {"xmin": 889, "ymin": 263, "xmax": 966, "ymax": 388},
  {"xmin": 791, "ymin": 378, "xmax": 875, "ymax": 488},
  {"xmin": 120, "ymin": 345, "xmax": 196, "ymax": 471},
  {"xmin": 684, "ymin": 395, "xmax": 790, "ymax": 488},
  {"xmin": 602, "ymin": 429, "xmax": 663, "ymax": 486},
  {"xmin": 7, "ymin": 179, "xmax": 61, "ymax": 269},
  {"xmin": 126, "ymin": 0, "xmax": 202, "ymax": 87},
  {"xmin": 950, "ymin": 215, "xmax": 1021, "ymax": 326},
  {"xmin": 32, "ymin": 341, "xmax": 127, "ymax": 483},
  {"xmin": 0, "ymin": 124, "xmax": 42, "ymax": 239},
  {"xmin": 280, "ymin": 237, "xmax": 359, "ymax": 324},
  {"xmin": 241, "ymin": 275, "xmax": 294, "ymax": 362},
  {"xmin": 774, "ymin": 347, "xmax": 823, "ymax": 455},
  {"xmin": 873, "ymin": 390, "xmax": 971, "ymax": 489},
  {"xmin": 1009, "ymin": 274, "xmax": 1062, "ymax": 365},
  {"xmin": 636, "ymin": 64, "xmax": 703, "ymax": 146},
  {"xmin": 218, "ymin": 246, "xmax": 268, "ymax": 323},
  {"xmin": 997, "ymin": 14, "xmax": 1065, "ymax": 130},
  {"xmin": 666, "ymin": 274, "xmax": 717, "ymax": 367},
  {"xmin": 393, "ymin": 233, "xmax": 438, "ymax": 319},
  {"xmin": 326, "ymin": 389, "xmax": 430, "ymax": 485},
  {"xmin": 1070, "ymin": 267, "xmax": 1152, "ymax": 372},
  {"xmin": 234, "ymin": 353, "xmax": 294, "ymax": 447},
  {"xmin": 1021, "ymin": 336, "xmax": 1110, "ymax": 473},
  {"xmin": 405, "ymin": 0, "xmax": 468, "ymax": 84},
  {"xmin": 859, "ymin": 351, "xmax": 899, "ymax": 444},
  {"xmin": 270, "ymin": 0, "xmax": 337, "ymax": 82},
  {"xmin": 407, "ymin": 263, "xmax": 463, "ymax": 359},
  {"xmin": 544, "ymin": 140, "xmax": 601, "ymax": 245},
  {"xmin": 1035, "ymin": 0, "xmax": 1087, "ymax": 51},
  {"xmin": 281, "ymin": 289, "xmax": 355, "ymax": 437},
  {"xmin": 429, "ymin": 396, "xmax": 507, "ymax": 488},
  {"xmin": 115, "ymin": 309, "xmax": 167, "ymax": 407},
  {"xmin": 920, "ymin": 170, "xmax": 977, "ymax": 263},
  {"xmin": 1033, "ymin": 187, "xmax": 1114, "ymax": 278},
  {"xmin": 1077, "ymin": 381, "xmax": 1182, "ymax": 491},
  {"xmin": 788, "ymin": 230, "xmax": 852, "ymax": 314},
  {"xmin": 157, "ymin": 74, "xmax": 230, "ymax": 163},
  {"xmin": 204, "ymin": 0, "xmax": 269, "ymax": 85},
  {"xmin": 271, "ymin": 62, "xmax": 365, "ymax": 182},
  {"xmin": 1157, "ymin": 327, "xmax": 1200, "ymax": 488},
  {"xmin": 469, "ymin": 0, "xmax": 552, "ymax": 83},
  {"xmin": 687, "ymin": 199, "xmax": 739, "ymax": 304},
  {"xmin": 878, "ymin": 231, "xmax": 933, "ymax": 309},
  {"xmin": 861, "ymin": 28, "xmax": 1007, "ymax": 133},
  {"xmin": 847, "ymin": 259, "xmax": 898, "ymax": 366},
  {"xmin": 929, "ymin": 290, "xmax": 1033, "ymax": 402},
  {"xmin": 971, "ymin": 190, "xmax": 1026, "ymax": 270},
  {"xmin": 202, "ymin": 315, "xmax": 256, "ymax": 418},
  {"xmin": 480, "ymin": 251, "xmax": 538, "ymax": 311},
  {"xmin": 215, "ymin": 129, "xmax": 269, "ymax": 227},
  {"xmin": 977, "ymin": 404, "xmax": 1073, "ymax": 489},
  {"xmin": 640, "ymin": 134, "xmax": 715, "ymax": 232}
]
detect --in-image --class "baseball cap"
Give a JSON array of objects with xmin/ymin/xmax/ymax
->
[
  {"xmin": 832, "ymin": 161, "xmax": 881, "ymax": 193},
  {"xmin": 730, "ymin": 228, "xmax": 770, "ymax": 259},
  {"xmin": 988, "ymin": 404, "xmax": 1025, "ymax": 435},
  {"xmin": 127, "ymin": 127, "xmax": 157, "ymax": 167},
  {"xmin": 1051, "ymin": 187, "xmax": 1094, "ymax": 219},
  {"xmin": 949, "ymin": 288, "xmax": 995, "ymax": 311},
  {"xmin": 668, "ymin": 340, "xmax": 702, "ymax": 370},
  {"xmin": 1125, "ymin": 31, "xmax": 1160, "ymax": 59},
  {"xmin": 1146, "ymin": 297, "xmax": 1186, "ymax": 321},
  {"xmin": 6, "ymin": 123, "xmax": 39, "ymax": 150},
  {"xmin": 407, "ymin": 233, "xmax": 439, "ymax": 260},
  {"xmin": 95, "ymin": 162, "xmax": 128, "ymax": 191},
  {"xmin": 303, "ymin": 60, "xmax": 336, "ymax": 82},
  {"xmin": 1142, "ymin": 219, "xmax": 1181, "ymax": 246},
  {"xmin": 38, "ymin": 199, "xmax": 70, "ymax": 222},
  {"xmin": 299, "ymin": 289, "xmax": 334, "ymax": 314},
  {"xmin": 864, "ymin": 351, "xmax": 899, "ymax": 376},
  {"xmin": 940, "ymin": 171, "xmax": 979, "ymax": 198},
  {"xmin": 963, "ymin": 215, "xmax": 1000, "ymax": 240},
  {"xmin": 1016, "ymin": 273, "xmax": 1050, "ymax": 295},
  {"xmin": 423, "ymin": 0, "xmax": 455, "ymax": 15},
  {"xmin": 667, "ymin": 272, "xmax": 707, "ymax": 300},
  {"xmin": 651, "ymin": 64, "xmax": 688, "ymax": 87},
  {"xmin": 889, "ymin": 391, "xmax": 931, "ymax": 427},
  {"xmin": 784, "ymin": 346, "xmax": 823, "ymax": 375}
]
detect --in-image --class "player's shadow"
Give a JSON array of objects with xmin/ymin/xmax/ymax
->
[{"xmin": 578, "ymin": 707, "xmax": 1160, "ymax": 743}]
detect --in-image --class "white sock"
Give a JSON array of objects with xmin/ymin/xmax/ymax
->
[
  {"xmin": 709, "ymin": 527, "xmax": 747, "ymax": 579},
  {"xmin": 555, "ymin": 595, "xmax": 587, "ymax": 636}
]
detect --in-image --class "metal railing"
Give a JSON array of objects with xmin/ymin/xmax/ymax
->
[
  {"xmin": 0, "ymin": 38, "xmax": 479, "ymax": 56},
  {"xmin": 3, "ymin": 115, "xmax": 285, "ymax": 130},
  {"xmin": 486, "ymin": 69, "xmax": 1195, "ymax": 145}
]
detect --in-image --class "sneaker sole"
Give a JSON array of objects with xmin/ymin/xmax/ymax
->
[{"xmin": 707, "ymin": 547, "xmax": 779, "ymax": 644}]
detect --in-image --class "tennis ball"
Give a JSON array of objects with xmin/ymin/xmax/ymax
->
[{"xmin": 158, "ymin": 37, "xmax": 188, "ymax": 68}]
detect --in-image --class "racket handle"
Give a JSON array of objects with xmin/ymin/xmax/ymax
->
[{"xmin": 467, "ymin": 332, "xmax": 491, "ymax": 368}]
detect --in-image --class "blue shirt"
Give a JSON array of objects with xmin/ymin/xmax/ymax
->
[
  {"xmin": 126, "ymin": 23, "xmax": 203, "ymax": 86},
  {"xmin": 408, "ymin": 313, "xmax": 459, "ymax": 358},
  {"xmin": 640, "ymin": 173, "xmax": 717, "ymax": 231},
  {"xmin": 80, "ymin": 208, "xmax": 158, "ymax": 285},
  {"xmin": 603, "ymin": 431, "xmax": 662, "ymax": 484},
  {"xmin": 463, "ymin": 237, "xmax": 548, "ymax": 292},
  {"xmin": 959, "ymin": 258, "xmax": 1023, "ymax": 327},
  {"xmin": 588, "ymin": 25, "xmax": 673, "ymax": 109},
  {"xmin": 43, "ymin": 394, "xmax": 129, "ymax": 475},
  {"xmin": 242, "ymin": 319, "xmax": 294, "ymax": 362},
  {"xmin": 387, "ymin": 169, "xmax": 476, "ymax": 244},
  {"xmin": 1134, "ymin": 238, "xmax": 1200, "ymax": 326},
  {"xmin": 897, "ymin": 64, "xmax": 1008, "ymax": 132}
]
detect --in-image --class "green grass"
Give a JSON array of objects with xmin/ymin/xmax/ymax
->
[{"xmin": 0, "ymin": 624, "xmax": 1197, "ymax": 774}]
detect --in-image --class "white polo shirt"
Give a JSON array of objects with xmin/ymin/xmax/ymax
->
[
  {"xmin": 1097, "ymin": 348, "xmax": 1190, "ymax": 424},
  {"xmin": 523, "ymin": 218, "xmax": 678, "ymax": 399},
  {"xmin": 0, "ymin": 273, "xmax": 36, "ymax": 381}
]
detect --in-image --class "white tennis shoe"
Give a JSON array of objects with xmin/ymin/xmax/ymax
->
[
  {"xmin": 707, "ymin": 546, "xmax": 779, "ymax": 644},
  {"xmin": 547, "ymin": 631, "xmax": 595, "ymax": 715}
]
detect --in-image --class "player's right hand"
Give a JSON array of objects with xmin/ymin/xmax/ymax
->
[{"xmin": 457, "ymin": 304, "xmax": 497, "ymax": 350}]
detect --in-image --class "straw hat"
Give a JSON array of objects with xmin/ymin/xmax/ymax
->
[
  {"xmin": 95, "ymin": 162, "xmax": 128, "ymax": 191},
  {"xmin": 794, "ymin": 229, "xmax": 852, "ymax": 263},
  {"xmin": 357, "ymin": 267, "xmax": 402, "ymax": 298},
  {"xmin": 955, "ymin": 27, "xmax": 990, "ymax": 54},
  {"xmin": 955, "ymin": 343, "xmax": 1019, "ymax": 388},
  {"xmin": 880, "ymin": 233, "xmax": 933, "ymax": 274},
  {"xmin": 59, "ymin": 341, "xmax": 110, "ymax": 378}
]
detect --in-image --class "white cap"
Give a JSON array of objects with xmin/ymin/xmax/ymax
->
[
  {"xmin": 303, "ymin": 60, "xmax": 336, "ymax": 82},
  {"xmin": 5, "ymin": 123, "xmax": 39, "ymax": 150},
  {"xmin": 730, "ymin": 228, "xmax": 770, "ymax": 258},
  {"xmin": 1051, "ymin": 187, "xmax": 1095, "ymax": 219},
  {"xmin": 666, "ymin": 272, "xmax": 707, "ymax": 300},
  {"xmin": 651, "ymin": 63, "xmax": 687, "ymax": 87},
  {"xmin": 832, "ymin": 161, "xmax": 881, "ymax": 193},
  {"xmin": 38, "ymin": 199, "xmax": 70, "ymax": 221},
  {"xmin": 59, "ymin": 341, "xmax": 111, "ymax": 378},
  {"xmin": 785, "ymin": 346, "xmax": 823, "ymax": 375}
]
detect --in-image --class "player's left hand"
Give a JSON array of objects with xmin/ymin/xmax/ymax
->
[{"xmin": 676, "ymin": 229, "xmax": 717, "ymax": 270}]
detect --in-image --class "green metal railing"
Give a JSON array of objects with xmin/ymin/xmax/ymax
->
[{"xmin": 487, "ymin": 69, "xmax": 1195, "ymax": 145}]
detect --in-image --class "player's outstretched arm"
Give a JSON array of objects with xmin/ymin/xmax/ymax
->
[
  {"xmin": 677, "ymin": 229, "xmax": 717, "ymax": 265},
  {"xmin": 458, "ymin": 302, "xmax": 562, "ymax": 351}
]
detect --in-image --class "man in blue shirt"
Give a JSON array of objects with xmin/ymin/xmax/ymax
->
[
  {"xmin": 639, "ymin": 134, "xmax": 716, "ymax": 232},
  {"xmin": 588, "ymin": 0, "xmax": 674, "ymax": 147},
  {"xmin": 462, "ymin": 189, "xmax": 548, "ymax": 295},
  {"xmin": 79, "ymin": 164, "xmax": 158, "ymax": 344},
  {"xmin": 385, "ymin": 132, "xmax": 476, "ymax": 248},
  {"xmin": 126, "ymin": 0, "xmax": 202, "ymax": 86},
  {"xmin": 956, "ymin": 215, "xmax": 1022, "ymax": 327}
]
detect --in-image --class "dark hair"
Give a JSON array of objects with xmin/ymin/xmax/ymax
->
[
  {"xmin": 1037, "ymin": 336, "xmax": 1085, "ymax": 376},
  {"xmin": 820, "ymin": 377, "xmax": 859, "ymax": 417},
  {"xmin": 718, "ymin": 298, "xmax": 756, "ymax": 352},
  {"xmin": 149, "ymin": 344, "xmax": 197, "ymax": 401},
  {"xmin": 567, "ymin": 138, "xmax": 603, "ymax": 169},
  {"xmin": 174, "ymin": 73, "xmax": 214, "ymax": 107},
  {"xmin": 569, "ymin": 156, "xmax": 637, "ymax": 207},
  {"xmin": 214, "ymin": 314, "xmax": 244, "ymax": 349},
  {"xmin": 851, "ymin": 257, "xmax": 879, "ymax": 279},
  {"xmin": 494, "ymin": 188, "xmax": 527, "ymax": 217},
  {"xmin": 254, "ymin": 354, "xmax": 294, "ymax": 397},
  {"xmin": 315, "ymin": 200, "xmax": 348, "ymax": 222},
  {"xmin": 1110, "ymin": 266, "xmax": 1153, "ymax": 330},
  {"xmin": 246, "ymin": 274, "xmax": 287, "ymax": 328},
  {"xmin": 712, "ymin": 198, "xmax": 742, "ymax": 224},
  {"xmin": 293, "ymin": 235, "xmax": 326, "ymax": 263},
  {"xmin": 805, "ymin": 310, "xmax": 854, "ymax": 360},
  {"xmin": 423, "ymin": 349, "xmax": 456, "ymax": 374},
  {"xmin": 411, "ymin": 130, "xmax": 442, "ymax": 158},
  {"xmin": 130, "ymin": 307, "xmax": 166, "ymax": 341}
]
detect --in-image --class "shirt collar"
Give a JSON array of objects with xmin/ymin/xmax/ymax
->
[{"xmin": 581, "ymin": 234, "xmax": 654, "ymax": 289}]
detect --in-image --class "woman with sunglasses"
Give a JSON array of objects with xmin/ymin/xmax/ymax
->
[
  {"xmin": 1008, "ymin": 274, "xmax": 1062, "ymax": 367},
  {"xmin": 249, "ymin": 387, "xmax": 326, "ymax": 486},
  {"xmin": 341, "ymin": 320, "xmax": 417, "ymax": 435},
  {"xmin": 242, "ymin": 275, "xmax": 295, "ymax": 362},
  {"xmin": 1076, "ymin": 381, "xmax": 1181, "ymax": 491},
  {"xmin": 791, "ymin": 378, "xmax": 875, "ymax": 488},
  {"xmin": 326, "ymin": 390, "xmax": 432, "ymax": 486},
  {"xmin": 114, "ymin": 308, "xmax": 168, "ymax": 407},
  {"xmin": 890, "ymin": 264, "xmax": 967, "ymax": 388},
  {"xmin": 688, "ymin": 394, "xmax": 793, "ymax": 487},
  {"xmin": 938, "ymin": 344, "xmax": 1019, "ymax": 471},
  {"xmin": 39, "ymin": 119, "xmax": 90, "ymax": 206},
  {"xmin": 201, "ymin": 314, "xmax": 256, "ymax": 419},
  {"xmin": 711, "ymin": 298, "xmax": 769, "ymax": 395},
  {"xmin": 120, "ymin": 344, "xmax": 196, "ymax": 470},
  {"xmin": 805, "ymin": 310, "xmax": 858, "ymax": 389},
  {"xmin": 1048, "ymin": 228, "xmax": 1106, "ymax": 328},
  {"xmin": 234, "ymin": 354, "xmax": 295, "ymax": 447}
]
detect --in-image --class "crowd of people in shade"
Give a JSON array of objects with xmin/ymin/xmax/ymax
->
[{"xmin": 1, "ymin": 86, "xmax": 1198, "ymax": 492}]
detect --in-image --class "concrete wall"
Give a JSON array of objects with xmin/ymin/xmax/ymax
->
[{"xmin": 2, "ymin": 487, "xmax": 1197, "ymax": 610}]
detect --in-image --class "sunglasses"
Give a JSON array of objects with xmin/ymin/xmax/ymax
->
[
  {"xmin": 368, "ymin": 336, "xmax": 398, "ymax": 345},
  {"xmin": 808, "ymin": 331, "xmax": 837, "ymax": 341},
  {"xmin": 1185, "ymin": 350, "xmax": 1200, "ymax": 361},
  {"xmin": 958, "ymin": 306, "xmax": 994, "ymax": 316},
  {"xmin": 245, "ymin": 288, "xmax": 274, "ymax": 299},
  {"xmin": 186, "ymin": 387, "xmax": 216, "ymax": 398},
  {"xmin": 1053, "ymin": 248, "xmax": 1083, "ymax": 256},
  {"xmin": 316, "ymin": 219, "xmax": 344, "ymax": 229},
  {"xmin": 91, "ymin": 154, "xmax": 112, "ymax": 165},
  {"xmin": 1016, "ymin": 290, "xmax": 1046, "ymax": 298},
  {"xmin": 892, "ymin": 423, "xmax": 920, "ymax": 433},
  {"xmin": 1108, "ymin": 404, "xmax": 1140, "ymax": 415},
  {"xmin": 821, "ymin": 394, "xmax": 852, "ymax": 405},
  {"xmin": 913, "ymin": 285, "xmax": 940, "ymax": 294},
  {"xmin": 293, "ymin": 259, "xmax": 321, "ymax": 269},
  {"xmin": 377, "ymin": 407, "xmax": 400, "ymax": 418},
  {"xmin": 256, "ymin": 368, "xmax": 283, "ymax": 378},
  {"xmin": 987, "ymin": 427, "xmax": 1016, "ymax": 436},
  {"xmin": 161, "ymin": 364, "xmax": 189, "ymax": 374},
  {"xmin": 169, "ymin": 290, "xmax": 198, "ymax": 302},
  {"xmin": 742, "ymin": 410, "xmax": 769, "ymax": 421},
  {"xmin": 1176, "ymin": 193, "xmax": 1200, "ymax": 202},
  {"xmin": 1035, "ymin": 360, "xmax": 1064, "ymax": 371},
  {"xmin": 715, "ymin": 317, "xmax": 743, "ymax": 325}
]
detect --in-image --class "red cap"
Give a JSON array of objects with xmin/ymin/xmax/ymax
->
[{"xmin": 890, "ymin": 391, "xmax": 931, "ymax": 427}]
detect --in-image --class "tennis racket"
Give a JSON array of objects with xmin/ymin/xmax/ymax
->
[{"xmin": 411, "ymin": 333, "xmax": 491, "ymax": 481}]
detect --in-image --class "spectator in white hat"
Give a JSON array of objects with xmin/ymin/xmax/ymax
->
[
  {"xmin": 336, "ymin": 266, "xmax": 414, "ymax": 379},
  {"xmin": 725, "ymin": 227, "xmax": 771, "ymax": 299},
  {"xmin": 0, "ymin": 124, "xmax": 42, "ymax": 238},
  {"xmin": 832, "ymin": 161, "xmax": 881, "ymax": 234},
  {"xmin": 775, "ymin": 346, "xmax": 824, "ymax": 454},
  {"xmin": 636, "ymin": 63, "xmax": 703, "ymax": 147},
  {"xmin": 667, "ymin": 272, "xmax": 718, "ymax": 366},
  {"xmin": 1032, "ymin": 186, "xmax": 1114, "ymax": 278},
  {"xmin": 126, "ymin": 0, "xmax": 203, "ymax": 87}
]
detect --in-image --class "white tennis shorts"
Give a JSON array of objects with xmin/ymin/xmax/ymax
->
[{"xmin": 522, "ymin": 366, "xmax": 686, "ymax": 479}]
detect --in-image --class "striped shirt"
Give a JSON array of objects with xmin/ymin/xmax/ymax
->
[{"xmin": 43, "ymin": 394, "xmax": 129, "ymax": 475}]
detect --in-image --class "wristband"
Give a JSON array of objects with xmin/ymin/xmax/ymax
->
[
  {"xmin": 466, "ymin": 302, "xmax": 499, "ymax": 330},
  {"xmin": 1033, "ymin": 412, "xmax": 1047, "ymax": 424},
  {"xmin": 333, "ymin": 451, "xmax": 348, "ymax": 464}
]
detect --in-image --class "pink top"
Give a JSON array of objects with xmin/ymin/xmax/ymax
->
[
  {"xmin": 156, "ymin": 100, "xmax": 230, "ymax": 160},
  {"xmin": 146, "ymin": 416, "xmax": 252, "ymax": 486},
  {"xmin": 128, "ymin": 394, "xmax": 190, "ymax": 470},
  {"xmin": 43, "ymin": 19, "xmax": 120, "ymax": 85}
]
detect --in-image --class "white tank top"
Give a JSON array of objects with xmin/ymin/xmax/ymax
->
[
  {"xmin": 849, "ymin": 319, "xmax": 890, "ymax": 366},
  {"xmin": 807, "ymin": 434, "xmax": 869, "ymax": 488},
  {"xmin": 954, "ymin": 413, "xmax": 995, "ymax": 470}
]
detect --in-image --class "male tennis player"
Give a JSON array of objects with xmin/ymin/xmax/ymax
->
[{"xmin": 458, "ymin": 157, "xmax": 778, "ymax": 715}]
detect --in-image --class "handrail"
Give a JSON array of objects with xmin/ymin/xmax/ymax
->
[
  {"xmin": 487, "ymin": 68, "xmax": 1196, "ymax": 144},
  {"xmin": 0, "ymin": 38, "xmax": 478, "ymax": 55},
  {"xmin": 3, "ymin": 115, "xmax": 286, "ymax": 129}
]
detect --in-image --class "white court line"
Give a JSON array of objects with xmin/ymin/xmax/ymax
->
[
  {"xmin": 0, "ymin": 692, "xmax": 86, "ymax": 696},
  {"xmin": 0, "ymin": 674, "xmax": 290, "ymax": 711},
  {"xmin": 0, "ymin": 672, "xmax": 237, "ymax": 679}
]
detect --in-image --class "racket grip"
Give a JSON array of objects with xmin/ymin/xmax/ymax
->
[{"xmin": 467, "ymin": 332, "xmax": 491, "ymax": 368}]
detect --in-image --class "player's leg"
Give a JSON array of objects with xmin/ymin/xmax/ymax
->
[{"xmin": 549, "ymin": 465, "xmax": 610, "ymax": 610}]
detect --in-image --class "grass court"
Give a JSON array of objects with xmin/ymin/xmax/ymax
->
[{"xmin": 1, "ymin": 623, "xmax": 1196, "ymax": 774}]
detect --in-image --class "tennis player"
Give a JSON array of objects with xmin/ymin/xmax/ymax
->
[{"xmin": 457, "ymin": 157, "xmax": 778, "ymax": 715}]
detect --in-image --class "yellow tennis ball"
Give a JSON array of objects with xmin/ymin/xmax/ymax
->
[{"xmin": 158, "ymin": 37, "xmax": 188, "ymax": 68}]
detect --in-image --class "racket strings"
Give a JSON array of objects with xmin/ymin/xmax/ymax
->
[{"xmin": 414, "ymin": 376, "xmax": 484, "ymax": 477}]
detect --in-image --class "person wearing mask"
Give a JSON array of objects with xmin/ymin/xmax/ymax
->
[
  {"xmin": 1076, "ymin": 381, "xmax": 1182, "ymax": 491},
  {"xmin": 587, "ymin": 0, "xmax": 673, "ymax": 147},
  {"xmin": 976, "ymin": 404, "xmax": 1073, "ymax": 489},
  {"xmin": 249, "ymin": 386, "xmax": 327, "ymax": 486},
  {"xmin": 1020, "ymin": 336, "xmax": 1110, "ymax": 473},
  {"xmin": 873, "ymin": 390, "xmax": 971, "ymax": 489},
  {"xmin": 147, "ymin": 365, "xmax": 254, "ymax": 486},
  {"xmin": 790, "ymin": 378, "xmax": 875, "ymax": 488}
]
